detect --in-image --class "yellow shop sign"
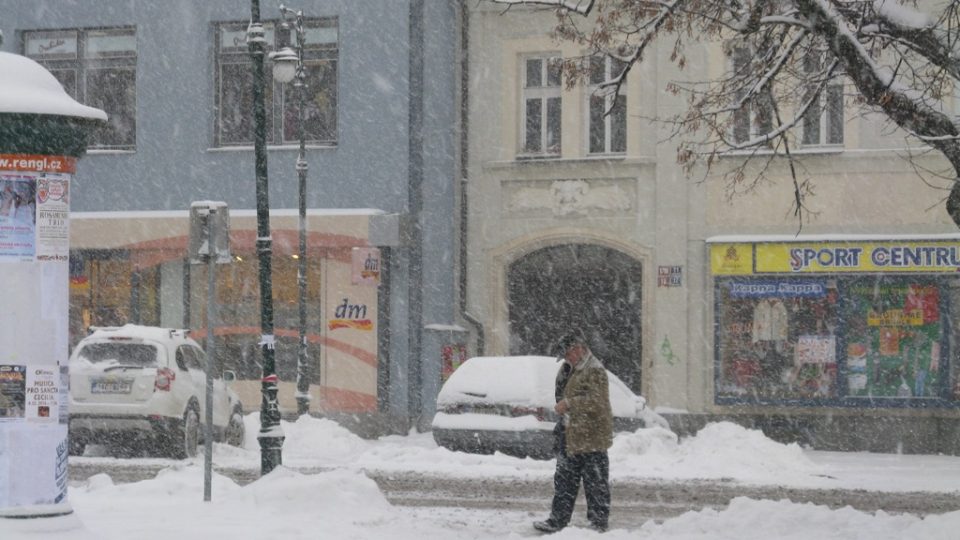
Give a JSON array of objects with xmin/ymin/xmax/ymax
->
[
  {"xmin": 710, "ymin": 239, "xmax": 960, "ymax": 275},
  {"xmin": 867, "ymin": 309, "xmax": 924, "ymax": 327},
  {"xmin": 709, "ymin": 243, "xmax": 754, "ymax": 275}
]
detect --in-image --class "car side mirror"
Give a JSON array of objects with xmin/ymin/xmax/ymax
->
[{"xmin": 222, "ymin": 370, "xmax": 237, "ymax": 383}]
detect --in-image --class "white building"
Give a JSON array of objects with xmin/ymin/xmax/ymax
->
[{"xmin": 464, "ymin": 3, "xmax": 960, "ymax": 453}]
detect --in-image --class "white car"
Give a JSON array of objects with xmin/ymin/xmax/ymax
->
[
  {"xmin": 69, "ymin": 324, "xmax": 245, "ymax": 458},
  {"xmin": 432, "ymin": 356, "xmax": 669, "ymax": 459}
]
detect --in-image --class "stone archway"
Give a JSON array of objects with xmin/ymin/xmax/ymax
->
[{"xmin": 507, "ymin": 243, "xmax": 643, "ymax": 392}]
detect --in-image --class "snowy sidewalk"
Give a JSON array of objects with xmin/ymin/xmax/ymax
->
[{"xmin": 12, "ymin": 416, "xmax": 960, "ymax": 540}]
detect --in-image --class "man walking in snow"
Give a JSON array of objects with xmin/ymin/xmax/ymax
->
[{"xmin": 534, "ymin": 329, "xmax": 613, "ymax": 533}]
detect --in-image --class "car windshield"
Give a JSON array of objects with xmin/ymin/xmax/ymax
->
[{"xmin": 76, "ymin": 342, "xmax": 159, "ymax": 368}]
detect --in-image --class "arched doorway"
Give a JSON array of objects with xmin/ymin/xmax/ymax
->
[{"xmin": 507, "ymin": 244, "xmax": 643, "ymax": 392}]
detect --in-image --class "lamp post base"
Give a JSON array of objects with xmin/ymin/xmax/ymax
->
[
  {"xmin": 258, "ymin": 433, "xmax": 285, "ymax": 474},
  {"xmin": 0, "ymin": 502, "xmax": 73, "ymax": 519}
]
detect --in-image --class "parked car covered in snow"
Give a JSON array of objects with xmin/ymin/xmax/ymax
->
[
  {"xmin": 69, "ymin": 325, "xmax": 245, "ymax": 458},
  {"xmin": 432, "ymin": 356, "xmax": 667, "ymax": 459}
]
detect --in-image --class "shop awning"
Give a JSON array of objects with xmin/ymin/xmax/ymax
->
[{"xmin": 71, "ymin": 209, "xmax": 403, "ymax": 262}]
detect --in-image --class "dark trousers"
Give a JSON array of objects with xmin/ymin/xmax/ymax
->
[{"xmin": 548, "ymin": 449, "xmax": 610, "ymax": 529}]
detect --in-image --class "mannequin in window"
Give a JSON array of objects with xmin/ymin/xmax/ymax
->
[{"xmin": 752, "ymin": 298, "xmax": 788, "ymax": 343}]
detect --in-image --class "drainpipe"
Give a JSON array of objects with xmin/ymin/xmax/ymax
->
[
  {"xmin": 457, "ymin": 0, "xmax": 485, "ymax": 355},
  {"xmin": 408, "ymin": 0, "xmax": 425, "ymax": 427}
]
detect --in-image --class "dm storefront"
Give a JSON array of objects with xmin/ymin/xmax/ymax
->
[
  {"xmin": 68, "ymin": 210, "xmax": 398, "ymax": 416},
  {"xmin": 709, "ymin": 236, "xmax": 960, "ymax": 412}
]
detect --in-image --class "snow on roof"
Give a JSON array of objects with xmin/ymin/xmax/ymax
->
[
  {"xmin": 82, "ymin": 324, "xmax": 193, "ymax": 345},
  {"xmin": 0, "ymin": 51, "xmax": 107, "ymax": 121},
  {"xmin": 437, "ymin": 356, "xmax": 559, "ymax": 407}
]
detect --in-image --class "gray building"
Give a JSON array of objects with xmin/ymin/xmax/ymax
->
[{"xmin": 0, "ymin": 0, "xmax": 467, "ymax": 432}]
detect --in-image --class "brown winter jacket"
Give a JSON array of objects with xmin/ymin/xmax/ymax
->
[{"xmin": 560, "ymin": 352, "xmax": 613, "ymax": 455}]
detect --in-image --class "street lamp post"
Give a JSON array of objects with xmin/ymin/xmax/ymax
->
[
  {"xmin": 247, "ymin": 0, "xmax": 284, "ymax": 475},
  {"xmin": 271, "ymin": 4, "xmax": 311, "ymax": 416}
]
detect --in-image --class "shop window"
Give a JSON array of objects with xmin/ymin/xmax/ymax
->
[
  {"xmin": 842, "ymin": 277, "xmax": 944, "ymax": 400},
  {"xmin": 716, "ymin": 278, "xmax": 841, "ymax": 402},
  {"xmin": 214, "ymin": 19, "xmax": 338, "ymax": 147},
  {"xmin": 199, "ymin": 254, "xmax": 323, "ymax": 385},
  {"xmin": 521, "ymin": 54, "xmax": 562, "ymax": 156},
  {"xmin": 23, "ymin": 27, "xmax": 137, "ymax": 150},
  {"xmin": 715, "ymin": 275, "xmax": 953, "ymax": 406}
]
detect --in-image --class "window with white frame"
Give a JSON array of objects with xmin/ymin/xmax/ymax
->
[
  {"xmin": 23, "ymin": 27, "xmax": 137, "ymax": 150},
  {"xmin": 801, "ymin": 52, "xmax": 844, "ymax": 147},
  {"xmin": 588, "ymin": 55, "xmax": 627, "ymax": 154},
  {"xmin": 521, "ymin": 55, "xmax": 562, "ymax": 156},
  {"xmin": 731, "ymin": 46, "xmax": 773, "ymax": 146},
  {"xmin": 214, "ymin": 18, "xmax": 338, "ymax": 147}
]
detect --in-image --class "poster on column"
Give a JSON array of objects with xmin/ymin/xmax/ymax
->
[
  {"xmin": 0, "ymin": 175, "xmax": 37, "ymax": 261},
  {"xmin": 36, "ymin": 174, "xmax": 70, "ymax": 261},
  {"xmin": 25, "ymin": 366, "xmax": 59, "ymax": 423},
  {"xmin": 0, "ymin": 154, "xmax": 74, "ymax": 263},
  {"xmin": 0, "ymin": 365, "xmax": 26, "ymax": 421}
]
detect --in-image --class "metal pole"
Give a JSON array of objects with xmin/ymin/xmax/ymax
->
[
  {"xmin": 294, "ymin": 17, "xmax": 311, "ymax": 416},
  {"xmin": 204, "ymin": 210, "xmax": 216, "ymax": 502},
  {"xmin": 248, "ymin": 0, "xmax": 284, "ymax": 475}
]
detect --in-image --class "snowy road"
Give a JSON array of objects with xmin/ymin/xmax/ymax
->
[{"xmin": 69, "ymin": 460, "xmax": 960, "ymax": 526}]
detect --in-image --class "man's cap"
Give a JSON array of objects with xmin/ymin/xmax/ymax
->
[{"xmin": 552, "ymin": 328, "xmax": 587, "ymax": 356}]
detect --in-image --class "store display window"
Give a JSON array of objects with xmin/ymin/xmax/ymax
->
[
  {"xmin": 711, "ymin": 238, "xmax": 960, "ymax": 407},
  {"xmin": 716, "ymin": 278, "xmax": 840, "ymax": 402}
]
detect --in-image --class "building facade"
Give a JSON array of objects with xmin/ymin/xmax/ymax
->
[
  {"xmin": 0, "ymin": 0, "xmax": 465, "ymax": 432},
  {"xmin": 465, "ymin": 3, "xmax": 960, "ymax": 453}
]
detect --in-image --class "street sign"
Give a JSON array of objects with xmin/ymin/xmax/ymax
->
[{"xmin": 189, "ymin": 201, "xmax": 231, "ymax": 265}]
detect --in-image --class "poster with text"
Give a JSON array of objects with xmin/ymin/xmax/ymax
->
[
  {"xmin": 0, "ymin": 175, "xmax": 37, "ymax": 262},
  {"xmin": 25, "ymin": 366, "xmax": 59, "ymax": 423},
  {"xmin": 58, "ymin": 365, "xmax": 69, "ymax": 425},
  {"xmin": 0, "ymin": 154, "xmax": 75, "ymax": 263},
  {"xmin": 0, "ymin": 365, "xmax": 26, "ymax": 421},
  {"xmin": 36, "ymin": 174, "xmax": 70, "ymax": 261}
]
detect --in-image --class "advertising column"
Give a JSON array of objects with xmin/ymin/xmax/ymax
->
[
  {"xmin": 0, "ymin": 155, "xmax": 74, "ymax": 516},
  {"xmin": 0, "ymin": 48, "xmax": 105, "ymax": 522}
]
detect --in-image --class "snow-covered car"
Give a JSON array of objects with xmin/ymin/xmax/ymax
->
[
  {"xmin": 68, "ymin": 324, "xmax": 245, "ymax": 458},
  {"xmin": 432, "ymin": 355, "xmax": 668, "ymax": 459}
]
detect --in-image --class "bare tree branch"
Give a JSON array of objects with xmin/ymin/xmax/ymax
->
[{"xmin": 490, "ymin": 0, "xmax": 960, "ymax": 228}]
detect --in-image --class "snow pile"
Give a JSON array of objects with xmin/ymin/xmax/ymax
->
[
  {"xmin": 215, "ymin": 413, "xmax": 372, "ymax": 467},
  {"xmin": 62, "ymin": 465, "xmax": 409, "ymax": 540},
  {"xmin": 76, "ymin": 413, "xmax": 960, "ymax": 492},
  {"xmin": 610, "ymin": 422, "xmax": 824, "ymax": 485}
]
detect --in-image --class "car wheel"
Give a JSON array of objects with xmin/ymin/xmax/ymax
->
[
  {"xmin": 166, "ymin": 406, "xmax": 200, "ymax": 459},
  {"xmin": 224, "ymin": 409, "xmax": 245, "ymax": 447}
]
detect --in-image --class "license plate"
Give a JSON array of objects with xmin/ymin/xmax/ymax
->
[
  {"xmin": 462, "ymin": 405, "xmax": 501, "ymax": 415},
  {"xmin": 91, "ymin": 378, "xmax": 134, "ymax": 394}
]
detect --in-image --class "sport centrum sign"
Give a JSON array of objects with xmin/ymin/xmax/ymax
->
[{"xmin": 711, "ymin": 240, "xmax": 960, "ymax": 275}]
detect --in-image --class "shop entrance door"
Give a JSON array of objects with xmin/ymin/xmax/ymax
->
[{"xmin": 507, "ymin": 244, "xmax": 643, "ymax": 393}]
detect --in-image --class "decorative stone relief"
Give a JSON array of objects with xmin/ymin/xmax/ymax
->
[{"xmin": 507, "ymin": 178, "xmax": 633, "ymax": 216}]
